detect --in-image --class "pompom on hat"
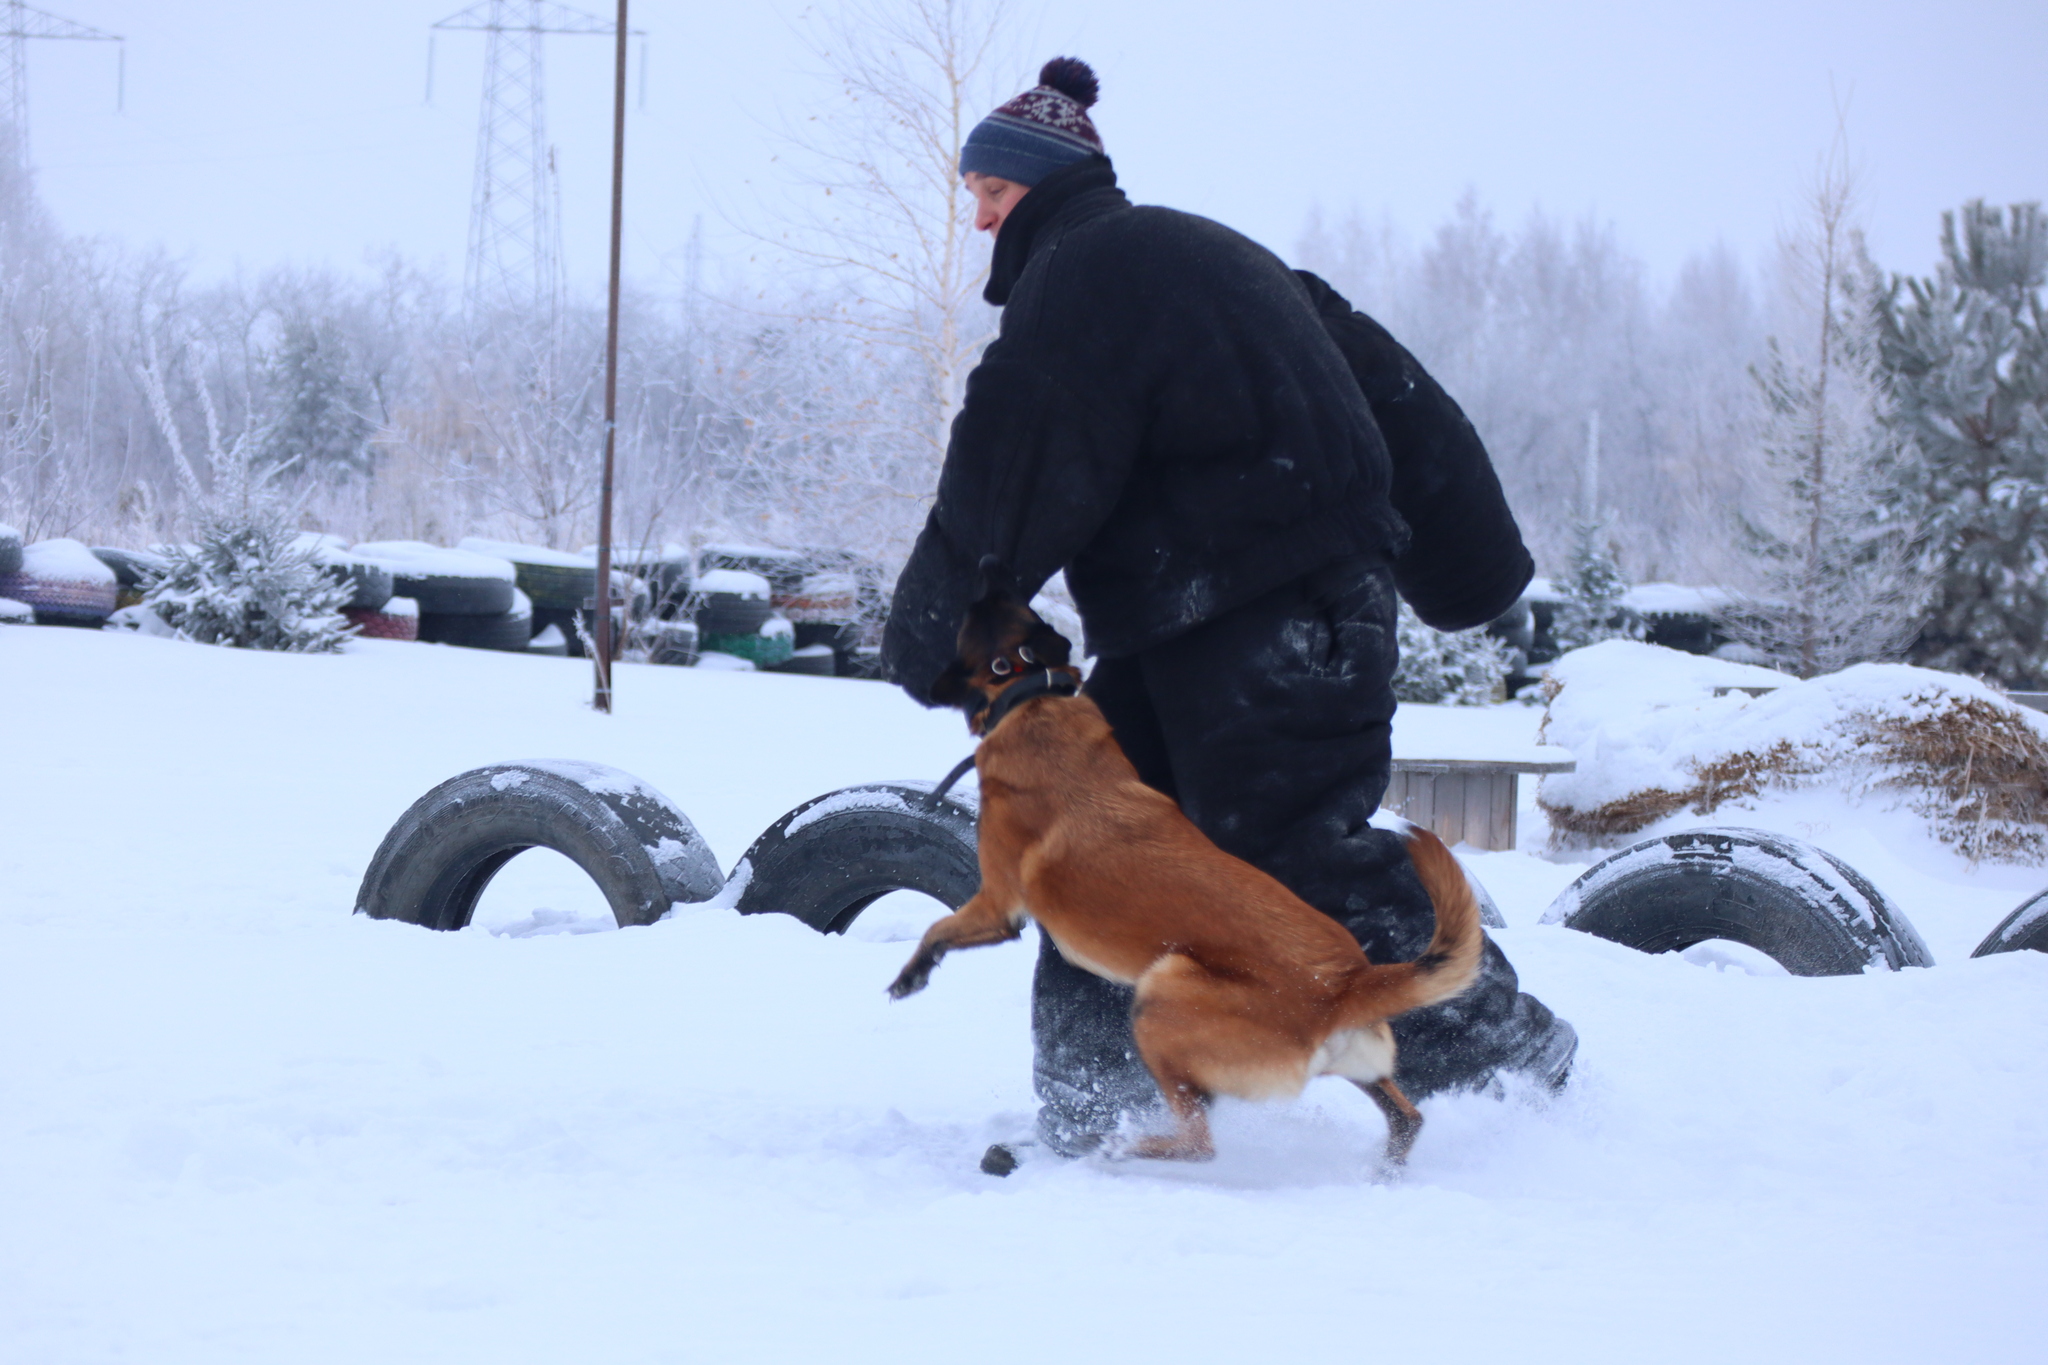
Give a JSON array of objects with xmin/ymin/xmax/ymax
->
[{"xmin": 959, "ymin": 57, "xmax": 1104, "ymax": 187}]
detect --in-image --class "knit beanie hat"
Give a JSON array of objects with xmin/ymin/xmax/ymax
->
[{"xmin": 959, "ymin": 57, "xmax": 1103, "ymax": 187}]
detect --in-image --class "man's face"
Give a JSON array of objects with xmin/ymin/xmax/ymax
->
[{"xmin": 965, "ymin": 172, "xmax": 1029, "ymax": 234}]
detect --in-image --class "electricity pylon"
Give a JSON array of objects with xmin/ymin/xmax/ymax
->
[
  {"xmin": 0, "ymin": 1, "xmax": 122, "ymax": 176},
  {"xmin": 430, "ymin": 1, "xmax": 640, "ymax": 324}
]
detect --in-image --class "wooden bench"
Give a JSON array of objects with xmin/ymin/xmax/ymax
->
[{"xmin": 1384, "ymin": 755, "xmax": 1576, "ymax": 853}]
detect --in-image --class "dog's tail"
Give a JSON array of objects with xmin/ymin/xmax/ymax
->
[{"xmin": 1343, "ymin": 824, "xmax": 1486, "ymax": 1023}]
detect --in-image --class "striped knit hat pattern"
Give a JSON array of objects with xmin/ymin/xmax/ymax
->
[{"xmin": 959, "ymin": 57, "xmax": 1103, "ymax": 187}]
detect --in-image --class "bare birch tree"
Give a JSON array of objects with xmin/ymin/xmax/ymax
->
[
  {"xmin": 1720, "ymin": 143, "xmax": 1927, "ymax": 676},
  {"xmin": 770, "ymin": 0, "xmax": 1022, "ymax": 457}
]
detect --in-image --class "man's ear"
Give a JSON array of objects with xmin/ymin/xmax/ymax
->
[
  {"xmin": 929, "ymin": 659, "xmax": 975, "ymax": 709},
  {"xmin": 1024, "ymin": 622, "xmax": 1073, "ymax": 667}
]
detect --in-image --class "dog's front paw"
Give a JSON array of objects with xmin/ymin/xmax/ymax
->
[{"xmin": 887, "ymin": 949, "xmax": 942, "ymax": 999}]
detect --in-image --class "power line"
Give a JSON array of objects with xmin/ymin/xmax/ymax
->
[
  {"xmin": 429, "ymin": 0, "xmax": 642, "ymax": 325},
  {"xmin": 0, "ymin": 0, "xmax": 122, "ymax": 176}
]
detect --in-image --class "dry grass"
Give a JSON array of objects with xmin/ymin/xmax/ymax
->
[{"xmin": 1539, "ymin": 688, "xmax": 2048, "ymax": 864}]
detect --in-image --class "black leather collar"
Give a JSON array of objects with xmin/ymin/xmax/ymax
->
[{"xmin": 924, "ymin": 669, "xmax": 1082, "ymax": 809}]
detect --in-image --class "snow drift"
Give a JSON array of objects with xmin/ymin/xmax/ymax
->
[{"xmin": 1537, "ymin": 640, "xmax": 2048, "ymax": 862}]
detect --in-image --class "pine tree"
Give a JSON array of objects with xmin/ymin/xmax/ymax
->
[
  {"xmin": 137, "ymin": 355, "xmax": 352, "ymax": 652},
  {"xmin": 1393, "ymin": 599, "xmax": 1514, "ymax": 705},
  {"xmin": 1548, "ymin": 411, "xmax": 1643, "ymax": 654},
  {"xmin": 1550, "ymin": 512, "xmax": 1643, "ymax": 653},
  {"xmin": 260, "ymin": 316, "xmax": 374, "ymax": 479},
  {"xmin": 1881, "ymin": 201, "xmax": 2048, "ymax": 688},
  {"xmin": 145, "ymin": 508, "xmax": 353, "ymax": 652},
  {"xmin": 1722, "ymin": 157, "xmax": 1926, "ymax": 678}
]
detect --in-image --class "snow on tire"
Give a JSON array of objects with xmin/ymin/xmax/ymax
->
[
  {"xmin": 1971, "ymin": 890, "xmax": 2048, "ymax": 958},
  {"xmin": 418, "ymin": 589, "xmax": 534, "ymax": 652},
  {"xmin": 733, "ymin": 782, "xmax": 981, "ymax": 934},
  {"xmin": 0, "ymin": 538, "xmax": 118, "ymax": 625},
  {"xmin": 352, "ymin": 541, "xmax": 517, "ymax": 616},
  {"xmin": 355, "ymin": 760, "xmax": 726, "ymax": 931},
  {"xmin": 1539, "ymin": 826, "xmax": 1933, "ymax": 975}
]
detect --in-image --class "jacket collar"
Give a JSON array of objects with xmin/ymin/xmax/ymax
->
[{"xmin": 984, "ymin": 156, "xmax": 1126, "ymax": 306}]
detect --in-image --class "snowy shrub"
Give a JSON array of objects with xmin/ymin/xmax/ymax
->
[
  {"xmin": 1551, "ymin": 515, "xmax": 1644, "ymax": 653},
  {"xmin": 144, "ymin": 508, "xmax": 353, "ymax": 651},
  {"xmin": 1536, "ymin": 639, "xmax": 2048, "ymax": 863},
  {"xmin": 1394, "ymin": 600, "xmax": 1513, "ymax": 706}
]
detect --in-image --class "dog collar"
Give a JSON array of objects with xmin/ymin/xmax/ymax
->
[{"xmin": 924, "ymin": 669, "xmax": 1081, "ymax": 809}]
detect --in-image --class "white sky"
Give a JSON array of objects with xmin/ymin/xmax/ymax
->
[{"xmin": 22, "ymin": 0, "xmax": 2047, "ymax": 296}]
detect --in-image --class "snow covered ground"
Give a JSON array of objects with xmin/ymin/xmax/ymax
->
[{"xmin": 2, "ymin": 625, "xmax": 2044, "ymax": 1364}]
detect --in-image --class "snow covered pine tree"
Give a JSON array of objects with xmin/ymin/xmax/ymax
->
[
  {"xmin": 1882, "ymin": 201, "xmax": 2048, "ymax": 688},
  {"xmin": 1550, "ymin": 515, "xmax": 1642, "ymax": 653},
  {"xmin": 137, "ymin": 356, "xmax": 353, "ymax": 652},
  {"xmin": 145, "ymin": 511, "xmax": 353, "ymax": 652},
  {"xmin": 1393, "ymin": 599, "xmax": 1514, "ymax": 705}
]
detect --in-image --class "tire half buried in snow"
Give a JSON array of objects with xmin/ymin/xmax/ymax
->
[
  {"xmin": 733, "ymin": 783, "xmax": 980, "ymax": 934},
  {"xmin": 1539, "ymin": 826, "xmax": 1932, "ymax": 975},
  {"xmin": 1971, "ymin": 889, "xmax": 2048, "ymax": 958},
  {"xmin": 355, "ymin": 761, "xmax": 724, "ymax": 930}
]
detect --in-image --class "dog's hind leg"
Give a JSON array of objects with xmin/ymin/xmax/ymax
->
[{"xmin": 1353, "ymin": 1078, "xmax": 1423, "ymax": 1167}]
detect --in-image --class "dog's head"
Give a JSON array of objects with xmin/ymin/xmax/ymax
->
[{"xmin": 929, "ymin": 561, "xmax": 1080, "ymax": 735}]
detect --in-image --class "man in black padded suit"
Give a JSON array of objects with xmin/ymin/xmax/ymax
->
[{"xmin": 882, "ymin": 57, "xmax": 1577, "ymax": 1157}]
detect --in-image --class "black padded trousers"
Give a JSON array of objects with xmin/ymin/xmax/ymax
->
[{"xmin": 1032, "ymin": 557, "xmax": 1576, "ymax": 1153}]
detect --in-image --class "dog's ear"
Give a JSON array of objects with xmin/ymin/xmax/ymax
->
[
  {"xmin": 928, "ymin": 658, "xmax": 975, "ymax": 709},
  {"xmin": 1022, "ymin": 621, "xmax": 1073, "ymax": 668}
]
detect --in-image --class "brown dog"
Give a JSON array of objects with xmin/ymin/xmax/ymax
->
[{"xmin": 888, "ymin": 583, "xmax": 1485, "ymax": 1165}]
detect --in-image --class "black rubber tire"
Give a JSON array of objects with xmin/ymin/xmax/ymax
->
[
  {"xmin": 617, "ymin": 558, "xmax": 691, "ymax": 618},
  {"xmin": 644, "ymin": 620, "xmax": 699, "ymax": 666},
  {"xmin": 513, "ymin": 561, "xmax": 597, "ymax": 613},
  {"xmin": 1539, "ymin": 826, "xmax": 1933, "ymax": 975},
  {"xmin": 0, "ymin": 526, "xmax": 20, "ymax": 578},
  {"xmin": 1971, "ymin": 890, "xmax": 2048, "ymax": 957},
  {"xmin": 355, "ymin": 760, "xmax": 726, "ymax": 930},
  {"xmin": 770, "ymin": 645, "xmax": 838, "ymax": 676},
  {"xmin": 734, "ymin": 782, "xmax": 982, "ymax": 933},
  {"xmin": 696, "ymin": 592, "xmax": 773, "ymax": 636},
  {"xmin": 320, "ymin": 559, "xmax": 394, "ymax": 611},
  {"xmin": 89, "ymin": 547, "xmax": 168, "ymax": 589},
  {"xmin": 389, "ymin": 570, "xmax": 514, "ymax": 616},
  {"xmin": 418, "ymin": 604, "xmax": 533, "ymax": 652},
  {"xmin": 1468, "ymin": 866, "xmax": 1508, "ymax": 930}
]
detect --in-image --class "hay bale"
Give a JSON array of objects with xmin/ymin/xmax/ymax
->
[{"xmin": 1536, "ymin": 641, "xmax": 2048, "ymax": 863}]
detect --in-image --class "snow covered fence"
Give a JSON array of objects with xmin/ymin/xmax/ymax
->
[{"xmin": 1536, "ymin": 640, "xmax": 2048, "ymax": 863}]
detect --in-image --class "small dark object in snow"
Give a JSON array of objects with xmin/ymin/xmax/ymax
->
[{"xmin": 980, "ymin": 1143, "xmax": 1021, "ymax": 1177}]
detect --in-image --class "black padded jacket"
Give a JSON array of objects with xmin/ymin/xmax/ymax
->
[{"xmin": 882, "ymin": 156, "xmax": 1530, "ymax": 702}]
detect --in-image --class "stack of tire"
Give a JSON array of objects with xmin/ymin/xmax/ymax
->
[
  {"xmin": 0, "ymin": 537, "xmax": 119, "ymax": 627},
  {"xmin": 592, "ymin": 542, "xmax": 694, "ymax": 624},
  {"xmin": 457, "ymin": 537, "xmax": 645, "ymax": 659},
  {"xmin": 283, "ymin": 534, "xmax": 410, "ymax": 638},
  {"xmin": 0, "ymin": 523, "xmax": 27, "ymax": 624},
  {"xmin": 779, "ymin": 569, "xmax": 864, "ymax": 677},
  {"xmin": 700, "ymin": 543, "xmax": 884, "ymax": 677},
  {"xmin": 692, "ymin": 567, "xmax": 792, "ymax": 668},
  {"xmin": 353, "ymin": 541, "xmax": 527, "ymax": 652}
]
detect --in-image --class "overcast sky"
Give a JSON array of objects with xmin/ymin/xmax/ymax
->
[{"xmin": 21, "ymin": 0, "xmax": 2046, "ymax": 297}]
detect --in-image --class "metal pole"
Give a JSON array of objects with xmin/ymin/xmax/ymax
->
[{"xmin": 591, "ymin": 0, "xmax": 627, "ymax": 711}]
